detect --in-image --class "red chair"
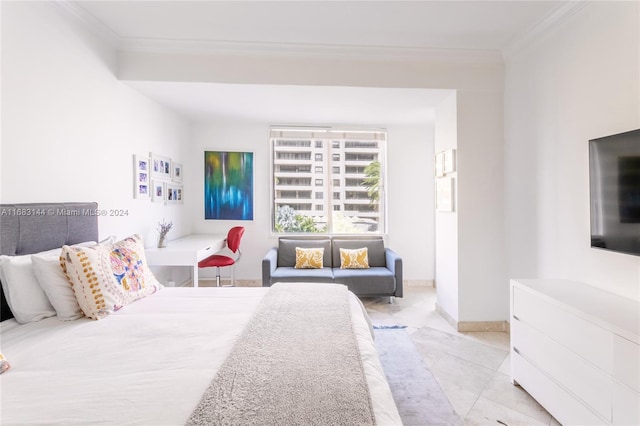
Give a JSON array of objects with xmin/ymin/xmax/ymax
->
[{"xmin": 198, "ymin": 226, "xmax": 245, "ymax": 287}]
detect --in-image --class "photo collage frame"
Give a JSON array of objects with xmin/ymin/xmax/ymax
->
[{"xmin": 134, "ymin": 153, "xmax": 183, "ymax": 204}]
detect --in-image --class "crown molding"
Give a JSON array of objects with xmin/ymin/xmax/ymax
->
[
  {"xmin": 119, "ymin": 37, "xmax": 503, "ymax": 64},
  {"xmin": 55, "ymin": 0, "xmax": 502, "ymax": 65},
  {"xmin": 502, "ymin": 0, "xmax": 587, "ymax": 60},
  {"xmin": 53, "ymin": 1, "xmax": 121, "ymax": 48}
]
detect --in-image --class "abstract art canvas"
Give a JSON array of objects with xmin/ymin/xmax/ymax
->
[{"xmin": 204, "ymin": 151, "xmax": 254, "ymax": 220}]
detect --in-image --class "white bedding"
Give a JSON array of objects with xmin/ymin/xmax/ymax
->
[{"xmin": 0, "ymin": 287, "xmax": 401, "ymax": 425}]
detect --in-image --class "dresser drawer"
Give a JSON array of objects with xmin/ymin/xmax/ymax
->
[
  {"xmin": 614, "ymin": 335, "xmax": 640, "ymax": 392},
  {"xmin": 512, "ymin": 318, "xmax": 612, "ymax": 421},
  {"xmin": 512, "ymin": 351, "xmax": 607, "ymax": 425},
  {"xmin": 613, "ymin": 382, "xmax": 640, "ymax": 425},
  {"xmin": 197, "ymin": 240, "xmax": 224, "ymax": 260},
  {"xmin": 513, "ymin": 286, "xmax": 613, "ymax": 373}
]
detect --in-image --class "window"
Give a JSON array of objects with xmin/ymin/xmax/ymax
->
[{"xmin": 271, "ymin": 127, "xmax": 386, "ymax": 234}]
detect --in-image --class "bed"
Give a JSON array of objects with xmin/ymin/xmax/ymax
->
[{"xmin": 0, "ymin": 202, "xmax": 402, "ymax": 425}]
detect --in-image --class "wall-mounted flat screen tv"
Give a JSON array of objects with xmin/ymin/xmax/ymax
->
[{"xmin": 589, "ymin": 128, "xmax": 640, "ymax": 256}]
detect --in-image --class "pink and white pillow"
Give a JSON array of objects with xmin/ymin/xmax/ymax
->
[
  {"xmin": 61, "ymin": 234, "xmax": 162, "ymax": 320},
  {"xmin": 0, "ymin": 352, "xmax": 10, "ymax": 374}
]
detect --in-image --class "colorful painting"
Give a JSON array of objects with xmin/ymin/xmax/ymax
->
[{"xmin": 204, "ymin": 151, "xmax": 254, "ymax": 220}]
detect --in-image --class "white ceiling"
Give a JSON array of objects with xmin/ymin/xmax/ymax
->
[
  {"xmin": 71, "ymin": 1, "xmax": 569, "ymax": 124},
  {"xmin": 76, "ymin": 1, "xmax": 565, "ymax": 52}
]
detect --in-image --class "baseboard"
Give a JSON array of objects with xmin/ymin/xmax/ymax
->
[
  {"xmin": 435, "ymin": 303, "xmax": 457, "ymax": 329},
  {"xmin": 200, "ymin": 279, "xmax": 433, "ymax": 288},
  {"xmin": 457, "ymin": 321, "xmax": 510, "ymax": 333},
  {"xmin": 435, "ymin": 303, "xmax": 510, "ymax": 333},
  {"xmin": 198, "ymin": 279, "xmax": 262, "ymax": 287},
  {"xmin": 405, "ymin": 279, "xmax": 434, "ymax": 287}
]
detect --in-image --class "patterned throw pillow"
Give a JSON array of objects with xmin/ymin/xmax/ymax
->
[
  {"xmin": 61, "ymin": 234, "xmax": 162, "ymax": 320},
  {"xmin": 340, "ymin": 247, "xmax": 370, "ymax": 269},
  {"xmin": 0, "ymin": 352, "xmax": 10, "ymax": 374},
  {"xmin": 294, "ymin": 247, "xmax": 324, "ymax": 269}
]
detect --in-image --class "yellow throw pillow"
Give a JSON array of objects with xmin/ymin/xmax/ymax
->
[
  {"xmin": 340, "ymin": 247, "xmax": 370, "ymax": 269},
  {"xmin": 61, "ymin": 234, "xmax": 162, "ymax": 320},
  {"xmin": 294, "ymin": 247, "xmax": 324, "ymax": 269}
]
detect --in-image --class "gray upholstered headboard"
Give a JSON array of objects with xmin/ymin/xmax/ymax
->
[{"xmin": 0, "ymin": 202, "xmax": 100, "ymax": 321}]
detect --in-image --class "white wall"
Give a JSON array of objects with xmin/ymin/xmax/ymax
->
[
  {"xmin": 188, "ymin": 118, "xmax": 436, "ymax": 282},
  {"xmin": 435, "ymin": 89, "xmax": 506, "ymax": 324},
  {"xmin": 505, "ymin": 1, "xmax": 640, "ymax": 301},
  {"xmin": 435, "ymin": 92, "xmax": 459, "ymax": 321},
  {"xmin": 457, "ymin": 90, "xmax": 506, "ymax": 321},
  {"xmin": 386, "ymin": 124, "xmax": 435, "ymax": 283},
  {"xmin": 1, "ymin": 3, "xmax": 192, "ymax": 252}
]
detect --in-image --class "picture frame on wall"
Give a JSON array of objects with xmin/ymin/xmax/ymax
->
[
  {"xmin": 166, "ymin": 183, "xmax": 183, "ymax": 204},
  {"xmin": 133, "ymin": 154, "xmax": 150, "ymax": 200},
  {"xmin": 172, "ymin": 162, "xmax": 183, "ymax": 183},
  {"xmin": 150, "ymin": 153, "xmax": 172, "ymax": 180},
  {"xmin": 443, "ymin": 149, "xmax": 456, "ymax": 174},
  {"xmin": 152, "ymin": 180, "xmax": 165, "ymax": 203},
  {"xmin": 436, "ymin": 177, "xmax": 455, "ymax": 212},
  {"xmin": 204, "ymin": 151, "xmax": 254, "ymax": 220}
]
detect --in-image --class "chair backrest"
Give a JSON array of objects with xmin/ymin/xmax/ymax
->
[{"xmin": 226, "ymin": 226, "xmax": 245, "ymax": 253}]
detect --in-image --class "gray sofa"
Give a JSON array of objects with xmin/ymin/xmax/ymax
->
[{"xmin": 262, "ymin": 236, "xmax": 402, "ymax": 298}]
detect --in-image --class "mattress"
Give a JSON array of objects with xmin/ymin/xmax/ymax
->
[{"xmin": 0, "ymin": 287, "xmax": 401, "ymax": 425}]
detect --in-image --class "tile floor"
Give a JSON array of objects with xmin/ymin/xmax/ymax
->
[{"xmin": 362, "ymin": 286, "xmax": 561, "ymax": 426}]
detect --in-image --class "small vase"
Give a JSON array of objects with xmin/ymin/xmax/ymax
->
[{"xmin": 158, "ymin": 235, "xmax": 167, "ymax": 248}]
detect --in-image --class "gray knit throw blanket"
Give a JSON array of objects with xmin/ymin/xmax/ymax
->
[{"xmin": 186, "ymin": 282, "xmax": 376, "ymax": 426}]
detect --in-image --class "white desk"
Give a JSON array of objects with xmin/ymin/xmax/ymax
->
[{"xmin": 145, "ymin": 234, "xmax": 226, "ymax": 287}]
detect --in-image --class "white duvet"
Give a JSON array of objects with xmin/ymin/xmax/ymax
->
[{"xmin": 0, "ymin": 287, "xmax": 401, "ymax": 425}]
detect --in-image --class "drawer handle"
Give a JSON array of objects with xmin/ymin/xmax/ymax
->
[
  {"xmin": 513, "ymin": 347, "xmax": 520, "ymax": 355},
  {"xmin": 205, "ymin": 246, "xmax": 211, "ymax": 250},
  {"xmin": 513, "ymin": 315, "xmax": 520, "ymax": 321}
]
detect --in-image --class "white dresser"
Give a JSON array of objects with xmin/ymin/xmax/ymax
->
[{"xmin": 510, "ymin": 279, "xmax": 639, "ymax": 425}]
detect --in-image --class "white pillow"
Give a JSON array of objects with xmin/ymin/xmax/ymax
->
[
  {"xmin": 32, "ymin": 255, "xmax": 83, "ymax": 321},
  {"xmin": 0, "ymin": 249, "xmax": 59, "ymax": 324},
  {"xmin": 0, "ymin": 240, "xmax": 104, "ymax": 324},
  {"xmin": 29, "ymin": 238, "xmax": 116, "ymax": 321}
]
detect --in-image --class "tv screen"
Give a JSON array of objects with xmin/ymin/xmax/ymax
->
[{"xmin": 589, "ymin": 128, "xmax": 640, "ymax": 256}]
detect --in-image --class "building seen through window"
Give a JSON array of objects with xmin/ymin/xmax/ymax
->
[{"xmin": 271, "ymin": 127, "xmax": 386, "ymax": 234}]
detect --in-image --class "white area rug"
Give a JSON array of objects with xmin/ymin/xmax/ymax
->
[{"xmin": 374, "ymin": 327, "xmax": 464, "ymax": 426}]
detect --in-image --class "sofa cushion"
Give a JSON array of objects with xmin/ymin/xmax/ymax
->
[
  {"xmin": 295, "ymin": 247, "xmax": 324, "ymax": 269},
  {"xmin": 271, "ymin": 267, "xmax": 334, "ymax": 283},
  {"xmin": 333, "ymin": 267, "xmax": 395, "ymax": 295},
  {"xmin": 278, "ymin": 238, "xmax": 332, "ymax": 267},
  {"xmin": 339, "ymin": 247, "xmax": 369, "ymax": 269},
  {"xmin": 332, "ymin": 238, "xmax": 386, "ymax": 267}
]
